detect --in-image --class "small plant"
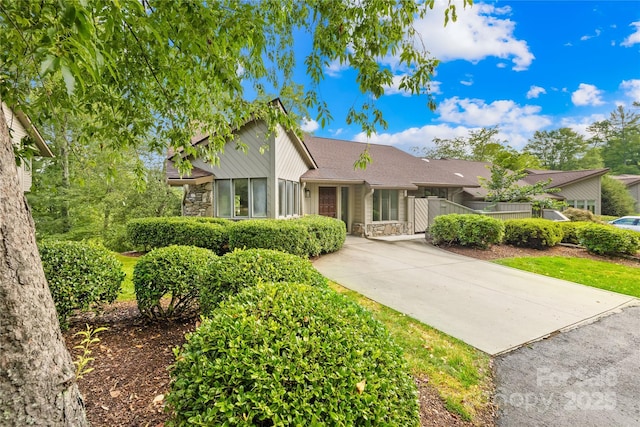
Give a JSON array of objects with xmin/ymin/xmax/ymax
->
[
  {"xmin": 73, "ymin": 324, "xmax": 108, "ymax": 379},
  {"xmin": 562, "ymin": 207, "xmax": 597, "ymax": 222}
]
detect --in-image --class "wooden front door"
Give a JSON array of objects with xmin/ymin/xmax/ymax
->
[{"xmin": 318, "ymin": 187, "xmax": 337, "ymax": 218}]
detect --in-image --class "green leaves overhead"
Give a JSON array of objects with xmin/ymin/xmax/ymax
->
[{"xmin": 1, "ymin": 0, "xmax": 470, "ymax": 173}]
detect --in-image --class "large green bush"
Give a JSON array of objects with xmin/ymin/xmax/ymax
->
[
  {"xmin": 503, "ymin": 218, "xmax": 563, "ymax": 249},
  {"xmin": 168, "ymin": 282, "xmax": 419, "ymax": 426},
  {"xmin": 199, "ymin": 248, "xmax": 327, "ymax": 314},
  {"xmin": 133, "ymin": 245, "xmax": 216, "ymax": 320},
  {"xmin": 577, "ymin": 224, "xmax": 640, "ymax": 256},
  {"xmin": 126, "ymin": 217, "xmax": 231, "ymax": 254},
  {"xmin": 39, "ymin": 240, "xmax": 125, "ymax": 329},
  {"xmin": 228, "ymin": 219, "xmax": 319, "ymax": 257},
  {"xmin": 431, "ymin": 214, "xmax": 504, "ymax": 249},
  {"xmin": 298, "ymin": 215, "xmax": 347, "ymax": 254},
  {"xmin": 601, "ymin": 175, "xmax": 636, "ymax": 217}
]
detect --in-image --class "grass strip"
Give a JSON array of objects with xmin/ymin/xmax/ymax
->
[
  {"xmin": 330, "ymin": 282, "xmax": 493, "ymax": 422},
  {"xmin": 495, "ymin": 256, "xmax": 640, "ymax": 298}
]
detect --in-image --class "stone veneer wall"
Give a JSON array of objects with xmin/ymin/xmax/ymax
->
[
  {"xmin": 352, "ymin": 222, "xmax": 410, "ymax": 237},
  {"xmin": 183, "ymin": 182, "xmax": 213, "ymax": 217}
]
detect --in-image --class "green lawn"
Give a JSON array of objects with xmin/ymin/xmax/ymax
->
[
  {"xmin": 495, "ymin": 256, "xmax": 640, "ymax": 298},
  {"xmin": 113, "ymin": 253, "xmax": 137, "ymax": 301},
  {"xmin": 330, "ymin": 282, "xmax": 492, "ymax": 422}
]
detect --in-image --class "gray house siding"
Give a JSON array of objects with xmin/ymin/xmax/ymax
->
[{"xmin": 556, "ymin": 178, "xmax": 602, "ymax": 215}]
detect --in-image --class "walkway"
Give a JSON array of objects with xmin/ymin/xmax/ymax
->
[{"xmin": 312, "ymin": 236, "xmax": 636, "ymax": 355}]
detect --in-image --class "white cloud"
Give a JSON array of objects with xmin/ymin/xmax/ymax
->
[
  {"xmin": 380, "ymin": 2, "xmax": 534, "ymax": 71},
  {"xmin": 460, "ymin": 79, "xmax": 474, "ymax": 86},
  {"xmin": 560, "ymin": 114, "xmax": 608, "ymax": 137},
  {"xmin": 580, "ymin": 29, "xmax": 601, "ymax": 41},
  {"xmin": 621, "ymin": 21, "xmax": 640, "ymax": 47},
  {"xmin": 301, "ymin": 118, "xmax": 319, "ymax": 133},
  {"xmin": 353, "ymin": 123, "xmax": 472, "ymax": 147},
  {"xmin": 526, "ymin": 85, "xmax": 546, "ymax": 99},
  {"xmin": 620, "ymin": 79, "xmax": 640, "ymax": 102},
  {"xmin": 437, "ymin": 97, "xmax": 551, "ymax": 132},
  {"xmin": 324, "ymin": 59, "xmax": 349, "ymax": 78},
  {"xmin": 571, "ymin": 83, "xmax": 605, "ymax": 106}
]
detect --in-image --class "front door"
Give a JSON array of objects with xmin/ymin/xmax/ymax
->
[{"xmin": 318, "ymin": 187, "xmax": 337, "ymax": 218}]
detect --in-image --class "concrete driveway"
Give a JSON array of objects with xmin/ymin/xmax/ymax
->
[{"xmin": 312, "ymin": 236, "xmax": 637, "ymax": 355}]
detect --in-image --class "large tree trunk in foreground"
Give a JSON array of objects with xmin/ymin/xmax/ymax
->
[{"xmin": 0, "ymin": 108, "xmax": 88, "ymax": 425}]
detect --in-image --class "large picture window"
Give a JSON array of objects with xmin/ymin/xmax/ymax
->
[
  {"xmin": 216, "ymin": 178, "xmax": 267, "ymax": 218},
  {"xmin": 278, "ymin": 179, "xmax": 300, "ymax": 217},
  {"xmin": 373, "ymin": 189, "xmax": 399, "ymax": 221}
]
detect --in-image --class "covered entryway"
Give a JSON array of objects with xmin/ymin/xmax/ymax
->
[{"xmin": 318, "ymin": 187, "xmax": 337, "ymax": 218}]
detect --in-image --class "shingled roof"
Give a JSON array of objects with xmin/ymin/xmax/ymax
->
[
  {"xmin": 523, "ymin": 168, "xmax": 609, "ymax": 187},
  {"xmin": 300, "ymin": 136, "xmax": 480, "ymax": 189},
  {"xmin": 611, "ymin": 174, "xmax": 640, "ymax": 187}
]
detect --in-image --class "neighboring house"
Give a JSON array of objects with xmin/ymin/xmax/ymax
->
[
  {"xmin": 167, "ymin": 100, "xmax": 608, "ymax": 236},
  {"xmin": 611, "ymin": 174, "xmax": 640, "ymax": 212},
  {"xmin": 3, "ymin": 103, "xmax": 53, "ymax": 192}
]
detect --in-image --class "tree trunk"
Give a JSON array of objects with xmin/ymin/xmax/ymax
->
[
  {"xmin": 0, "ymin": 107, "xmax": 88, "ymax": 425},
  {"xmin": 59, "ymin": 118, "xmax": 71, "ymax": 233}
]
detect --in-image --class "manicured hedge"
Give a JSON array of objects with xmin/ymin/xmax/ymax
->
[
  {"xmin": 577, "ymin": 224, "xmax": 640, "ymax": 256},
  {"xmin": 228, "ymin": 219, "xmax": 319, "ymax": 257},
  {"xmin": 558, "ymin": 221, "xmax": 590, "ymax": 245},
  {"xmin": 430, "ymin": 214, "xmax": 504, "ymax": 249},
  {"xmin": 199, "ymin": 248, "xmax": 327, "ymax": 314},
  {"xmin": 39, "ymin": 240, "xmax": 125, "ymax": 329},
  {"xmin": 133, "ymin": 245, "xmax": 216, "ymax": 320},
  {"xmin": 297, "ymin": 215, "xmax": 347, "ymax": 254},
  {"xmin": 126, "ymin": 217, "xmax": 231, "ymax": 254},
  {"xmin": 168, "ymin": 282, "xmax": 419, "ymax": 426},
  {"xmin": 503, "ymin": 218, "xmax": 563, "ymax": 249}
]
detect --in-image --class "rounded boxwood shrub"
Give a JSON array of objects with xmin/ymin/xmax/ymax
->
[
  {"xmin": 297, "ymin": 215, "xmax": 347, "ymax": 254},
  {"xmin": 39, "ymin": 240, "xmax": 125, "ymax": 329},
  {"xmin": 133, "ymin": 245, "xmax": 217, "ymax": 320},
  {"xmin": 126, "ymin": 217, "xmax": 231, "ymax": 255},
  {"xmin": 577, "ymin": 223, "xmax": 640, "ymax": 256},
  {"xmin": 431, "ymin": 214, "xmax": 503, "ymax": 249},
  {"xmin": 168, "ymin": 282, "xmax": 419, "ymax": 426},
  {"xmin": 228, "ymin": 219, "xmax": 319, "ymax": 257},
  {"xmin": 503, "ymin": 218, "xmax": 563, "ymax": 249},
  {"xmin": 430, "ymin": 214, "xmax": 462, "ymax": 246},
  {"xmin": 199, "ymin": 248, "xmax": 327, "ymax": 314}
]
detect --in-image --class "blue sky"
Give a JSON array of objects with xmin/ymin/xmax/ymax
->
[{"xmin": 296, "ymin": 0, "xmax": 640, "ymax": 154}]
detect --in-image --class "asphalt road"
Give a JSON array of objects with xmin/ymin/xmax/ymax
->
[{"xmin": 494, "ymin": 304, "xmax": 640, "ymax": 426}]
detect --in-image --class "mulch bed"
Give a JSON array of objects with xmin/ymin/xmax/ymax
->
[
  {"xmin": 65, "ymin": 301, "xmax": 495, "ymax": 426},
  {"xmin": 63, "ymin": 243, "xmax": 638, "ymax": 426}
]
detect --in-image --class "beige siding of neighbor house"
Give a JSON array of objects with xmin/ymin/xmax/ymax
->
[
  {"xmin": 556, "ymin": 177, "xmax": 602, "ymax": 215},
  {"xmin": 353, "ymin": 185, "xmax": 364, "ymax": 224},
  {"xmin": 3, "ymin": 105, "xmax": 32, "ymax": 192}
]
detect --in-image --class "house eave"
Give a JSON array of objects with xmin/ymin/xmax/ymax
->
[
  {"xmin": 167, "ymin": 175, "xmax": 213, "ymax": 186},
  {"xmin": 14, "ymin": 109, "xmax": 53, "ymax": 157}
]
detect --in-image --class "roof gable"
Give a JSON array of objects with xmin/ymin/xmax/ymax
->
[{"xmin": 523, "ymin": 168, "xmax": 609, "ymax": 188}]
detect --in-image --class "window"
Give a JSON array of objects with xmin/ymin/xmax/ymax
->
[
  {"xmin": 423, "ymin": 187, "xmax": 448, "ymax": 199},
  {"xmin": 217, "ymin": 178, "xmax": 267, "ymax": 218},
  {"xmin": 373, "ymin": 189, "xmax": 399, "ymax": 221},
  {"xmin": 567, "ymin": 199, "xmax": 596, "ymax": 213},
  {"xmin": 278, "ymin": 179, "xmax": 300, "ymax": 217}
]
